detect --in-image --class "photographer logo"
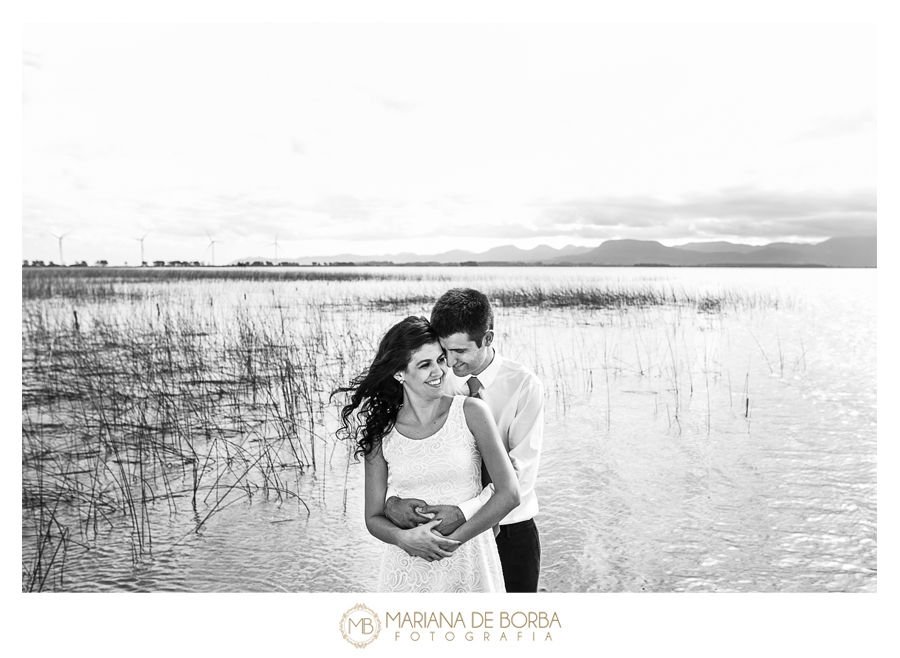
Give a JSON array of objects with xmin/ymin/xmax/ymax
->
[{"xmin": 339, "ymin": 604, "xmax": 382, "ymax": 648}]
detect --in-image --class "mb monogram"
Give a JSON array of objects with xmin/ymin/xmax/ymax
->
[{"xmin": 339, "ymin": 604, "xmax": 382, "ymax": 648}]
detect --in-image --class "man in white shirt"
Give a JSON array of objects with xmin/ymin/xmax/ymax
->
[{"xmin": 385, "ymin": 288, "xmax": 544, "ymax": 592}]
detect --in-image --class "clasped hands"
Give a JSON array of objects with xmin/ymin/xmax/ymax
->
[{"xmin": 385, "ymin": 496, "xmax": 465, "ymax": 562}]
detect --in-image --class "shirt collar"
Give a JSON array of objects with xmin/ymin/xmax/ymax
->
[{"xmin": 468, "ymin": 348, "xmax": 502, "ymax": 389}]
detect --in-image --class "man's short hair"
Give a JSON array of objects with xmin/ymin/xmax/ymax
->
[{"xmin": 431, "ymin": 288, "xmax": 494, "ymax": 346}]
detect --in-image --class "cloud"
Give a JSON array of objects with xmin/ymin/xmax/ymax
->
[
  {"xmin": 289, "ymin": 138, "xmax": 308, "ymax": 156},
  {"xmin": 533, "ymin": 187, "xmax": 876, "ymax": 241},
  {"xmin": 789, "ymin": 110, "xmax": 876, "ymax": 143},
  {"xmin": 358, "ymin": 83, "xmax": 418, "ymax": 114},
  {"xmin": 139, "ymin": 193, "xmax": 417, "ymax": 243},
  {"xmin": 376, "ymin": 96, "xmax": 417, "ymax": 113}
]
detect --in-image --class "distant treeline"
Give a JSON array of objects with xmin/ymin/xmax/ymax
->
[{"xmin": 24, "ymin": 259, "xmax": 841, "ymax": 269}]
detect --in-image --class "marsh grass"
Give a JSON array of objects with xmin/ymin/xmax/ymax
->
[
  {"xmin": 21, "ymin": 267, "xmax": 787, "ymax": 591},
  {"xmin": 21, "ymin": 288, "xmax": 373, "ymax": 590},
  {"xmin": 22, "ymin": 267, "xmax": 786, "ymax": 311}
]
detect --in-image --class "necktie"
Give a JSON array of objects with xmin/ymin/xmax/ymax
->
[{"xmin": 467, "ymin": 376, "xmax": 483, "ymax": 398}]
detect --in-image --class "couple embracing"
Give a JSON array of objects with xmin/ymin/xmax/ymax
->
[{"xmin": 334, "ymin": 288, "xmax": 543, "ymax": 593}]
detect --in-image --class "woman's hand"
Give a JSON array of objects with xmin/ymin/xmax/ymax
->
[
  {"xmin": 417, "ymin": 504, "xmax": 465, "ymax": 535},
  {"xmin": 397, "ymin": 519, "xmax": 461, "ymax": 562},
  {"xmin": 443, "ymin": 529, "xmax": 466, "ymax": 552}
]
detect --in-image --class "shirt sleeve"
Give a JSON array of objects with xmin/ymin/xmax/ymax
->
[
  {"xmin": 457, "ymin": 483, "xmax": 494, "ymax": 520},
  {"xmin": 506, "ymin": 374, "xmax": 544, "ymax": 505}
]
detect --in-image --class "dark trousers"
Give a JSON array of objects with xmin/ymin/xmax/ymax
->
[{"xmin": 496, "ymin": 518, "xmax": 541, "ymax": 592}]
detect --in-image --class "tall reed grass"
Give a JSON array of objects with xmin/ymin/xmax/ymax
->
[{"xmin": 21, "ymin": 267, "xmax": 785, "ymax": 590}]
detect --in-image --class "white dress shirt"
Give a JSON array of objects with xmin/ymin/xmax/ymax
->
[{"xmin": 451, "ymin": 350, "xmax": 544, "ymax": 525}]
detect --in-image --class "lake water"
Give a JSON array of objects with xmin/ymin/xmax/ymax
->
[{"xmin": 21, "ymin": 267, "xmax": 877, "ymax": 592}]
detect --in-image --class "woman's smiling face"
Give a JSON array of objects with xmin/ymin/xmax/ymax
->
[{"xmin": 398, "ymin": 341, "xmax": 448, "ymax": 398}]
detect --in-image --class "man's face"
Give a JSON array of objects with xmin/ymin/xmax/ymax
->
[{"xmin": 439, "ymin": 330, "xmax": 494, "ymax": 378}]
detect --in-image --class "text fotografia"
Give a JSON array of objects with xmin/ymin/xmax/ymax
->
[{"xmin": 386, "ymin": 611, "xmax": 561, "ymax": 642}]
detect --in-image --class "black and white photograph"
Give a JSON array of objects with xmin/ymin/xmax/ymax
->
[{"xmin": 15, "ymin": 8, "xmax": 895, "ymax": 654}]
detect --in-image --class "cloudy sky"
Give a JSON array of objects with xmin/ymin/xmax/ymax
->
[{"xmin": 22, "ymin": 22, "xmax": 876, "ymax": 265}]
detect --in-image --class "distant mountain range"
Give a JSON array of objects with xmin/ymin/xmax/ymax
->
[
  {"xmin": 234, "ymin": 244, "xmax": 594, "ymax": 265},
  {"xmin": 233, "ymin": 236, "xmax": 876, "ymax": 268}
]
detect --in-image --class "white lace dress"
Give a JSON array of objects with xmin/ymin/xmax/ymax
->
[{"xmin": 377, "ymin": 395, "xmax": 505, "ymax": 592}]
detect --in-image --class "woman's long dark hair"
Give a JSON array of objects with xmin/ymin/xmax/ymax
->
[{"xmin": 331, "ymin": 316, "xmax": 439, "ymax": 458}]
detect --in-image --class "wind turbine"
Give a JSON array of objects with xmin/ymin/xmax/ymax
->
[
  {"xmin": 133, "ymin": 232, "xmax": 150, "ymax": 266},
  {"xmin": 49, "ymin": 231, "xmax": 70, "ymax": 265},
  {"xmin": 267, "ymin": 233, "xmax": 280, "ymax": 263},
  {"xmin": 206, "ymin": 232, "xmax": 222, "ymax": 266}
]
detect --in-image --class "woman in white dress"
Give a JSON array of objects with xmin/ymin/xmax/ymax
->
[{"xmin": 334, "ymin": 316, "xmax": 519, "ymax": 592}]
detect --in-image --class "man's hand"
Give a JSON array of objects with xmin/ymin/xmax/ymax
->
[
  {"xmin": 385, "ymin": 496, "xmax": 434, "ymax": 529},
  {"xmin": 418, "ymin": 504, "xmax": 465, "ymax": 536}
]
